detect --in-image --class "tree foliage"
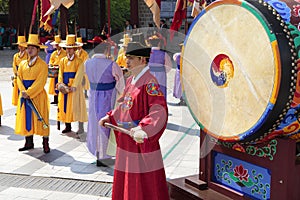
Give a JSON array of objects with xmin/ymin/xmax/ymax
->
[
  {"xmin": 0, "ymin": 0, "xmax": 9, "ymax": 14},
  {"xmin": 110, "ymin": 0, "xmax": 130, "ymax": 32}
]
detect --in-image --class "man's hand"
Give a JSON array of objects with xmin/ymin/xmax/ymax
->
[
  {"xmin": 130, "ymin": 126, "xmax": 148, "ymax": 143},
  {"xmin": 21, "ymin": 91, "xmax": 29, "ymax": 99},
  {"xmin": 99, "ymin": 115, "xmax": 111, "ymax": 127}
]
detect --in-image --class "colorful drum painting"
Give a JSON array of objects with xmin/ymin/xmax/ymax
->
[{"xmin": 182, "ymin": 0, "xmax": 299, "ymax": 143}]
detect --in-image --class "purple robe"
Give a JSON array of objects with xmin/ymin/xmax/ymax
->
[
  {"xmin": 44, "ymin": 40, "xmax": 55, "ymax": 64},
  {"xmin": 149, "ymin": 49, "xmax": 167, "ymax": 99},
  {"xmin": 85, "ymin": 54, "xmax": 123, "ymax": 159},
  {"xmin": 173, "ymin": 53, "xmax": 182, "ymax": 99}
]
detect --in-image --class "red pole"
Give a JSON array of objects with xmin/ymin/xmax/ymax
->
[
  {"xmin": 29, "ymin": 0, "xmax": 39, "ymax": 34},
  {"xmin": 107, "ymin": 0, "xmax": 111, "ymax": 36}
]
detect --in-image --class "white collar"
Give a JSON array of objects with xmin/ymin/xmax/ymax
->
[
  {"xmin": 131, "ymin": 66, "xmax": 149, "ymax": 84},
  {"xmin": 92, "ymin": 53, "xmax": 106, "ymax": 59},
  {"xmin": 28, "ymin": 56, "xmax": 38, "ymax": 67},
  {"xmin": 19, "ymin": 51, "xmax": 25, "ymax": 58},
  {"xmin": 67, "ymin": 54, "xmax": 75, "ymax": 61}
]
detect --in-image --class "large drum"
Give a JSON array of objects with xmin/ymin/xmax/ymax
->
[
  {"xmin": 182, "ymin": 0, "xmax": 300, "ymax": 143},
  {"xmin": 48, "ymin": 65, "xmax": 59, "ymax": 78}
]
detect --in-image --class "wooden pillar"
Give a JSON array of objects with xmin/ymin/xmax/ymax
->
[
  {"xmin": 130, "ymin": 0, "xmax": 139, "ymax": 26},
  {"xmin": 99, "ymin": 0, "xmax": 106, "ymax": 33},
  {"xmin": 9, "ymin": 0, "xmax": 34, "ymax": 36},
  {"xmin": 60, "ymin": 5, "xmax": 68, "ymax": 39}
]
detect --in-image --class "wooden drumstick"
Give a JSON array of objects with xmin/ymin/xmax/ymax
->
[{"xmin": 104, "ymin": 122, "xmax": 131, "ymax": 136}]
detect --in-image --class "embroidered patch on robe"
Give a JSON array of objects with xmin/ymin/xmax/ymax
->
[
  {"xmin": 146, "ymin": 81, "xmax": 164, "ymax": 96},
  {"xmin": 121, "ymin": 93, "xmax": 133, "ymax": 111}
]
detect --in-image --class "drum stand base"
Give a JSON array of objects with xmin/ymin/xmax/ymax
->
[{"xmin": 168, "ymin": 130, "xmax": 300, "ymax": 199}]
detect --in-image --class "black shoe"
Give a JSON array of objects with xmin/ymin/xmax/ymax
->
[
  {"xmin": 96, "ymin": 160, "xmax": 108, "ymax": 167},
  {"xmin": 62, "ymin": 123, "xmax": 72, "ymax": 133},
  {"xmin": 96, "ymin": 158, "xmax": 115, "ymax": 167},
  {"xmin": 50, "ymin": 96, "xmax": 58, "ymax": 104},
  {"xmin": 19, "ymin": 144, "xmax": 34, "ymax": 151},
  {"xmin": 76, "ymin": 129, "xmax": 84, "ymax": 134},
  {"xmin": 62, "ymin": 128, "xmax": 72, "ymax": 133},
  {"xmin": 178, "ymin": 99, "xmax": 187, "ymax": 106},
  {"xmin": 43, "ymin": 137, "xmax": 50, "ymax": 154}
]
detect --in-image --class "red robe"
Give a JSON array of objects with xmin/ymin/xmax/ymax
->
[{"xmin": 108, "ymin": 67, "xmax": 170, "ymax": 200}]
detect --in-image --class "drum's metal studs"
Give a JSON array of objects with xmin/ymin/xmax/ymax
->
[
  {"xmin": 263, "ymin": 2, "xmax": 267, "ymax": 6},
  {"xmin": 279, "ymin": 180, "xmax": 283, "ymax": 184},
  {"xmin": 268, "ymin": 5, "xmax": 271, "ymax": 10}
]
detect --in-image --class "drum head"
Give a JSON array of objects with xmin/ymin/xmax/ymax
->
[{"xmin": 182, "ymin": 0, "xmax": 296, "ymax": 142}]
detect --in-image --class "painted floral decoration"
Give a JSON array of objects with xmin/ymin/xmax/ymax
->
[{"xmin": 234, "ymin": 165, "xmax": 249, "ymax": 182}]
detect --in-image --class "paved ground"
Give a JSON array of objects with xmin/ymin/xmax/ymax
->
[{"xmin": 0, "ymin": 48, "xmax": 200, "ymax": 199}]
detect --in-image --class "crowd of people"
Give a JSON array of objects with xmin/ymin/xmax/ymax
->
[
  {"xmin": 0, "ymin": 19, "xmax": 185, "ymax": 199},
  {"xmin": 0, "ymin": 23, "xmax": 17, "ymax": 50}
]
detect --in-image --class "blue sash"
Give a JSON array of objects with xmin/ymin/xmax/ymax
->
[
  {"xmin": 20, "ymin": 80, "xmax": 34, "ymax": 132},
  {"xmin": 63, "ymin": 72, "xmax": 76, "ymax": 113},
  {"xmin": 90, "ymin": 81, "xmax": 116, "ymax": 91},
  {"xmin": 117, "ymin": 120, "xmax": 140, "ymax": 129}
]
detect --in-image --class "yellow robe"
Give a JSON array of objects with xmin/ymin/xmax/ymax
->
[
  {"xmin": 12, "ymin": 51, "xmax": 29, "ymax": 106},
  {"xmin": 57, "ymin": 55, "xmax": 88, "ymax": 123},
  {"xmin": 76, "ymin": 49, "xmax": 90, "ymax": 90},
  {"xmin": 0, "ymin": 94, "xmax": 3, "ymax": 116},
  {"xmin": 15, "ymin": 57, "xmax": 49, "ymax": 136},
  {"xmin": 116, "ymin": 47, "xmax": 127, "ymax": 68},
  {"xmin": 48, "ymin": 49, "xmax": 67, "ymax": 95}
]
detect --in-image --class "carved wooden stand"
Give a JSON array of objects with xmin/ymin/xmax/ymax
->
[{"xmin": 168, "ymin": 130, "xmax": 300, "ymax": 200}]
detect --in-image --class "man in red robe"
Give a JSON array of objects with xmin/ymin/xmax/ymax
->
[{"xmin": 99, "ymin": 42, "xmax": 170, "ymax": 200}]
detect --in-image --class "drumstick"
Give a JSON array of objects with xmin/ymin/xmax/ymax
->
[{"xmin": 104, "ymin": 122, "xmax": 131, "ymax": 136}]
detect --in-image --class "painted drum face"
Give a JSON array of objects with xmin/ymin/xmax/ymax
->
[
  {"xmin": 181, "ymin": 0, "xmax": 299, "ymax": 143},
  {"xmin": 210, "ymin": 54, "xmax": 234, "ymax": 88}
]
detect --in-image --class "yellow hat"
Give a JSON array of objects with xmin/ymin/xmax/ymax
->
[
  {"xmin": 19, "ymin": 34, "xmax": 48, "ymax": 49},
  {"xmin": 59, "ymin": 34, "xmax": 83, "ymax": 48},
  {"xmin": 50, "ymin": 35, "xmax": 62, "ymax": 45},
  {"xmin": 76, "ymin": 37, "xmax": 86, "ymax": 45},
  {"xmin": 13, "ymin": 36, "xmax": 27, "ymax": 45}
]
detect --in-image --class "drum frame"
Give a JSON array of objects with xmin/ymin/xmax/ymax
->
[{"xmin": 182, "ymin": 0, "xmax": 298, "ymax": 143}]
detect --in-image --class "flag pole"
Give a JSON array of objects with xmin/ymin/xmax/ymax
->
[
  {"xmin": 107, "ymin": 0, "xmax": 111, "ymax": 37},
  {"xmin": 29, "ymin": 0, "xmax": 39, "ymax": 34}
]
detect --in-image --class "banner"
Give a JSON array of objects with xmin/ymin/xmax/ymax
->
[
  {"xmin": 40, "ymin": 0, "xmax": 53, "ymax": 32},
  {"xmin": 144, "ymin": 0, "xmax": 161, "ymax": 28},
  {"xmin": 44, "ymin": 0, "xmax": 75, "ymax": 16},
  {"xmin": 170, "ymin": 0, "xmax": 187, "ymax": 40}
]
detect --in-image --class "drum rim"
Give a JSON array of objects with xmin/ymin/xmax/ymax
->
[{"xmin": 182, "ymin": 0, "xmax": 297, "ymax": 143}]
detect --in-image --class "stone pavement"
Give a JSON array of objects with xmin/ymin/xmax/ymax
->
[{"xmin": 0, "ymin": 49, "xmax": 200, "ymax": 199}]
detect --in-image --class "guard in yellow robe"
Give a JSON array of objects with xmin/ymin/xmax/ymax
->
[
  {"xmin": 16, "ymin": 34, "xmax": 50, "ymax": 153},
  {"xmin": 76, "ymin": 37, "xmax": 90, "ymax": 90},
  {"xmin": 0, "ymin": 93, "xmax": 3, "ymax": 126},
  {"xmin": 75, "ymin": 37, "xmax": 89, "ymax": 133},
  {"xmin": 57, "ymin": 35, "xmax": 88, "ymax": 133},
  {"xmin": 12, "ymin": 36, "xmax": 28, "ymax": 106},
  {"xmin": 48, "ymin": 35, "xmax": 66, "ymax": 104}
]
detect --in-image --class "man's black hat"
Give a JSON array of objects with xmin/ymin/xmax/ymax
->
[{"xmin": 125, "ymin": 42, "xmax": 151, "ymax": 58}]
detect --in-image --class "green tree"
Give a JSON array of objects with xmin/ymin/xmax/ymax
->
[
  {"xmin": 0, "ymin": 0, "xmax": 9, "ymax": 14},
  {"xmin": 110, "ymin": 0, "xmax": 130, "ymax": 32}
]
